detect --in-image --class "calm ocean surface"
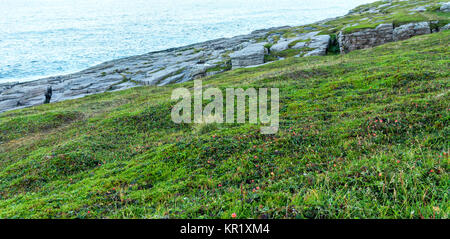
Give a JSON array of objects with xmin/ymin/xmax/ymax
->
[{"xmin": 0, "ymin": 0, "xmax": 375, "ymax": 82}]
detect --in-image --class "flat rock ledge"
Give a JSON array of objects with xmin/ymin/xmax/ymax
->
[
  {"xmin": 230, "ymin": 43, "xmax": 266, "ymax": 69},
  {"xmin": 338, "ymin": 21, "xmax": 441, "ymax": 54},
  {"xmin": 338, "ymin": 23, "xmax": 394, "ymax": 53},
  {"xmin": 1, "ymin": 1, "xmax": 449, "ymax": 113},
  {"xmin": 0, "ymin": 27, "xmax": 285, "ymax": 113}
]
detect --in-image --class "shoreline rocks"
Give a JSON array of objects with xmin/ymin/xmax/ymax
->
[
  {"xmin": 1, "ymin": 1, "xmax": 448, "ymax": 113},
  {"xmin": 0, "ymin": 27, "xmax": 284, "ymax": 113}
]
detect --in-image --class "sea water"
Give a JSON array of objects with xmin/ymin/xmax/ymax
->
[{"xmin": 0, "ymin": 0, "xmax": 375, "ymax": 83}]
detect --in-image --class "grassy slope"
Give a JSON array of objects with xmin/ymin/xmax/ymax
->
[{"xmin": 0, "ymin": 30, "xmax": 449, "ymax": 218}]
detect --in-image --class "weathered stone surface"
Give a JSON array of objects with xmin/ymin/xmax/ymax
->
[
  {"xmin": 304, "ymin": 35, "xmax": 331, "ymax": 56},
  {"xmin": 0, "ymin": 26, "xmax": 286, "ymax": 113},
  {"xmin": 393, "ymin": 22, "xmax": 431, "ymax": 41},
  {"xmin": 266, "ymin": 31, "xmax": 330, "ymax": 56},
  {"xmin": 0, "ymin": 2, "xmax": 443, "ymax": 114},
  {"xmin": 410, "ymin": 6, "xmax": 427, "ymax": 12},
  {"xmin": 378, "ymin": 3, "xmax": 392, "ymax": 9},
  {"xmin": 441, "ymin": 23, "xmax": 450, "ymax": 31},
  {"xmin": 339, "ymin": 21, "xmax": 435, "ymax": 54},
  {"xmin": 299, "ymin": 31, "xmax": 319, "ymax": 40},
  {"xmin": 230, "ymin": 44, "xmax": 266, "ymax": 68},
  {"xmin": 440, "ymin": 2, "xmax": 450, "ymax": 12},
  {"xmin": 270, "ymin": 39, "xmax": 292, "ymax": 52},
  {"xmin": 291, "ymin": 42, "xmax": 307, "ymax": 49},
  {"xmin": 338, "ymin": 23, "xmax": 394, "ymax": 53}
]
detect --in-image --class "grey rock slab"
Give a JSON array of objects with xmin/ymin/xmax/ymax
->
[
  {"xmin": 304, "ymin": 35, "xmax": 331, "ymax": 56},
  {"xmin": 141, "ymin": 67, "xmax": 185, "ymax": 85},
  {"xmin": 441, "ymin": 23, "xmax": 450, "ymax": 30},
  {"xmin": 338, "ymin": 23, "xmax": 394, "ymax": 53},
  {"xmin": 441, "ymin": 2, "xmax": 450, "ymax": 12},
  {"xmin": 393, "ymin": 22, "xmax": 431, "ymax": 41},
  {"xmin": 299, "ymin": 31, "xmax": 320, "ymax": 40},
  {"xmin": 157, "ymin": 74, "xmax": 185, "ymax": 86},
  {"xmin": 378, "ymin": 3, "xmax": 392, "ymax": 8},
  {"xmin": 409, "ymin": 6, "xmax": 427, "ymax": 12},
  {"xmin": 269, "ymin": 36, "xmax": 301, "ymax": 52},
  {"xmin": 230, "ymin": 44, "xmax": 265, "ymax": 68},
  {"xmin": 291, "ymin": 42, "xmax": 307, "ymax": 49}
]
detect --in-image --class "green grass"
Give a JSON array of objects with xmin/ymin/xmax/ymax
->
[{"xmin": 0, "ymin": 30, "xmax": 448, "ymax": 219}]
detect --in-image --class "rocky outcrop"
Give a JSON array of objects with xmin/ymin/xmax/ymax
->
[
  {"xmin": 338, "ymin": 21, "xmax": 438, "ymax": 54},
  {"xmin": 0, "ymin": 27, "xmax": 285, "ymax": 113},
  {"xmin": 270, "ymin": 37, "xmax": 303, "ymax": 52},
  {"xmin": 393, "ymin": 22, "xmax": 431, "ymax": 41},
  {"xmin": 441, "ymin": 2, "xmax": 450, "ymax": 12},
  {"xmin": 0, "ymin": 1, "xmax": 446, "ymax": 113},
  {"xmin": 230, "ymin": 44, "xmax": 266, "ymax": 68},
  {"xmin": 304, "ymin": 35, "xmax": 331, "ymax": 56},
  {"xmin": 338, "ymin": 23, "xmax": 394, "ymax": 53},
  {"xmin": 268, "ymin": 32, "xmax": 330, "ymax": 56},
  {"xmin": 441, "ymin": 23, "xmax": 450, "ymax": 31}
]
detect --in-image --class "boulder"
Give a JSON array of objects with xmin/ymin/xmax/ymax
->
[
  {"xmin": 304, "ymin": 35, "xmax": 331, "ymax": 56},
  {"xmin": 441, "ymin": 23, "xmax": 450, "ymax": 31},
  {"xmin": 440, "ymin": 2, "xmax": 450, "ymax": 12},
  {"xmin": 393, "ymin": 22, "xmax": 431, "ymax": 41},
  {"xmin": 338, "ymin": 23, "xmax": 394, "ymax": 53},
  {"xmin": 270, "ymin": 40, "xmax": 291, "ymax": 52},
  {"xmin": 230, "ymin": 44, "xmax": 266, "ymax": 69}
]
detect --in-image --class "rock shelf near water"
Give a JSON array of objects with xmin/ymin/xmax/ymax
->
[{"xmin": 1, "ymin": 0, "xmax": 449, "ymax": 113}]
